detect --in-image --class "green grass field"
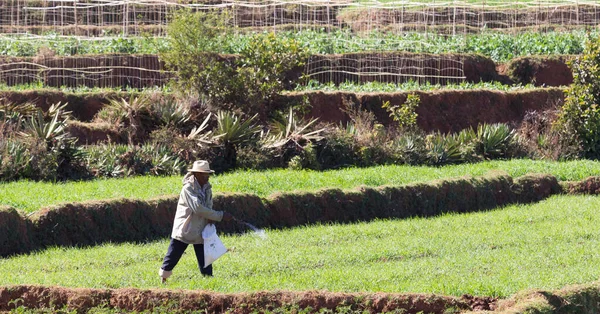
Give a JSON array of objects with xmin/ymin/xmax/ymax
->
[
  {"xmin": 1, "ymin": 195, "xmax": 599, "ymax": 298},
  {"xmin": 2, "ymin": 159, "xmax": 599, "ymax": 213}
]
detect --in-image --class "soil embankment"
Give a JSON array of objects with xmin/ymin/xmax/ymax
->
[
  {"xmin": 287, "ymin": 88, "xmax": 565, "ymax": 133},
  {"xmin": 0, "ymin": 285, "xmax": 494, "ymax": 313}
]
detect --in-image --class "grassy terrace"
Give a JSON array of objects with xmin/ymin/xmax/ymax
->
[
  {"xmin": 2, "ymin": 159, "xmax": 600, "ymax": 213},
  {"xmin": 0, "ymin": 29, "xmax": 593, "ymax": 62},
  {"xmin": 1, "ymin": 194, "xmax": 599, "ymax": 298}
]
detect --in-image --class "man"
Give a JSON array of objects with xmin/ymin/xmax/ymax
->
[{"xmin": 159, "ymin": 160, "xmax": 233, "ymax": 283}]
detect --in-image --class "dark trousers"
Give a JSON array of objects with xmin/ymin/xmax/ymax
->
[{"xmin": 161, "ymin": 238, "xmax": 213, "ymax": 276}]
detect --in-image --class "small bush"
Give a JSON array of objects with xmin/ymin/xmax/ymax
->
[
  {"xmin": 83, "ymin": 143, "xmax": 184, "ymax": 177},
  {"xmin": 382, "ymin": 93, "xmax": 420, "ymax": 131},
  {"xmin": 316, "ymin": 129, "xmax": 359, "ymax": 169},
  {"xmin": 236, "ymin": 143, "xmax": 279, "ymax": 170},
  {"xmin": 392, "ymin": 131, "xmax": 428, "ymax": 165},
  {"xmin": 94, "ymin": 96, "xmax": 155, "ymax": 145},
  {"xmin": 518, "ymin": 109, "xmax": 580, "ymax": 160},
  {"xmin": 162, "ymin": 10, "xmax": 309, "ymax": 117},
  {"xmin": 288, "ymin": 142, "xmax": 320, "ymax": 170},
  {"xmin": 555, "ymin": 36, "xmax": 600, "ymax": 159}
]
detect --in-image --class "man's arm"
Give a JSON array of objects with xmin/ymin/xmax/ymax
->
[{"xmin": 182, "ymin": 184, "xmax": 224, "ymax": 221}]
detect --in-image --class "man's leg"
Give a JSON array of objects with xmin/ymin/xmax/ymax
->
[
  {"xmin": 193, "ymin": 243, "xmax": 213, "ymax": 277},
  {"xmin": 159, "ymin": 238, "xmax": 188, "ymax": 282}
]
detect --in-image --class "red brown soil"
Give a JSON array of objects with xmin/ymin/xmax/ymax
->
[
  {"xmin": 289, "ymin": 88, "xmax": 565, "ymax": 133},
  {"xmin": 499, "ymin": 57, "xmax": 574, "ymax": 87},
  {"xmin": 0, "ymin": 285, "xmax": 497, "ymax": 313},
  {"xmin": 66, "ymin": 121, "xmax": 123, "ymax": 145},
  {"xmin": 530, "ymin": 59, "xmax": 573, "ymax": 87},
  {"xmin": 565, "ymin": 177, "xmax": 600, "ymax": 195}
]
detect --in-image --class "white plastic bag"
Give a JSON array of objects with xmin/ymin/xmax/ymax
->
[{"xmin": 202, "ymin": 223, "xmax": 227, "ymax": 268}]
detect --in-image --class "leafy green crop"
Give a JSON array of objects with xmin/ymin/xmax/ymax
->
[
  {"xmin": 294, "ymin": 80, "xmax": 539, "ymax": 92},
  {"xmin": 0, "ymin": 29, "xmax": 594, "ymax": 62}
]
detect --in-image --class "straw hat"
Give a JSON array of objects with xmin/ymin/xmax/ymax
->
[{"xmin": 187, "ymin": 160, "xmax": 215, "ymax": 173}]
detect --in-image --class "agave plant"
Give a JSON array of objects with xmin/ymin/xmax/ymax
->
[
  {"xmin": 263, "ymin": 107, "xmax": 325, "ymax": 149},
  {"xmin": 84, "ymin": 143, "xmax": 126, "ymax": 177},
  {"xmin": 213, "ymin": 111, "xmax": 262, "ymax": 146},
  {"xmin": 45, "ymin": 102, "xmax": 71, "ymax": 122},
  {"xmin": 393, "ymin": 132, "xmax": 427, "ymax": 165},
  {"xmin": 0, "ymin": 101, "xmax": 37, "ymax": 127},
  {"xmin": 426, "ymin": 133, "xmax": 462, "ymax": 166},
  {"xmin": 99, "ymin": 96, "xmax": 152, "ymax": 145},
  {"xmin": 152, "ymin": 97, "xmax": 191, "ymax": 128},
  {"xmin": 211, "ymin": 111, "xmax": 263, "ymax": 168},
  {"xmin": 147, "ymin": 144, "xmax": 186, "ymax": 176},
  {"xmin": 476, "ymin": 123, "xmax": 517, "ymax": 159},
  {"xmin": 0, "ymin": 140, "xmax": 31, "ymax": 180},
  {"xmin": 187, "ymin": 113, "xmax": 218, "ymax": 146},
  {"xmin": 450, "ymin": 127, "xmax": 480, "ymax": 162},
  {"xmin": 20, "ymin": 108, "xmax": 68, "ymax": 143}
]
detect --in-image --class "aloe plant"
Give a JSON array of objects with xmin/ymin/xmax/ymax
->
[
  {"xmin": 209, "ymin": 111, "xmax": 262, "ymax": 168},
  {"xmin": 426, "ymin": 133, "xmax": 462, "ymax": 166},
  {"xmin": 187, "ymin": 113, "xmax": 217, "ymax": 146},
  {"xmin": 104, "ymin": 96, "xmax": 153, "ymax": 145},
  {"xmin": 476, "ymin": 123, "xmax": 517, "ymax": 159},
  {"xmin": 263, "ymin": 107, "xmax": 325, "ymax": 149},
  {"xmin": 152, "ymin": 98, "xmax": 191, "ymax": 128},
  {"xmin": 21, "ymin": 109, "xmax": 67, "ymax": 143},
  {"xmin": 0, "ymin": 140, "xmax": 31, "ymax": 180},
  {"xmin": 394, "ymin": 132, "xmax": 427, "ymax": 165},
  {"xmin": 213, "ymin": 111, "xmax": 262, "ymax": 146},
  {"xmin": 0, "ymin": 102, "xmax": 37, "ymax": 124}
]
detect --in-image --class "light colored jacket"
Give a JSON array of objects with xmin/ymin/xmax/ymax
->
[{"xmin": 171, "ymin": 173, "xmax": 224, "ymax": 244}]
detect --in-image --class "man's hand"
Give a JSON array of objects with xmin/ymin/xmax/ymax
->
[{"xmin": 222, "ymin": 211, "xmax": 234, "ymax": 222}]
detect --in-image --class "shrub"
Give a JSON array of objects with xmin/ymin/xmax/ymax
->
[
  {"xmin": 382, "ymin": 93, "xmax": 420, "ymax": 131},
  {"xmin": 94, "ymin": 96, "xmax": 154, "ymax": 145},
  {"xmin": 475, "ymin": 123, "xmax": 519, "ymax": 159},
  {"xmin": 236, "ymin": 142, "xmax": 279, "ymax": 170},
  {"xmin": 392, "ymin": 131, "xmax": 428, "ymax": 165},
  {"xmin": 149, "ymin": 125, "xmax": 202, "ymax": 164},
  {"xmin": 555, "ymin": 36, "xmax": 600, "ymax": 159},
  {"xmin": 341, "ymin": 102, "xmax": 395, "ymax": 166},
  {"xmin": 518, "ymin": 109, "xmax": 580, "ymax": 160},
  {"xmin": 316, "ymin": 128, "xmax": 359, "ymax": 169},
  {"xmin": 160, "ymin": 9, "xmax": 232, "ymax": 96},
  {"xmin": 235, "ymin": 32, "xmax": 309, "ymax": 116},
  {"xmin": 162, "ymin": 11, "xmax": 309, "ymax": 117},
  {"xmin": 425, "ymin": 132, "xmax": 462, "ymax": 166},
  {"xmin": 161, "ymin": 11, "xmax": 308, "ymax": 119},
  {"xmin": 83, "ymin": 143, "xmax": 184, "ymax": 177},
  {"xmin": 288, "ymin": 142, "xmax": 320, "ymax": 170}
]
